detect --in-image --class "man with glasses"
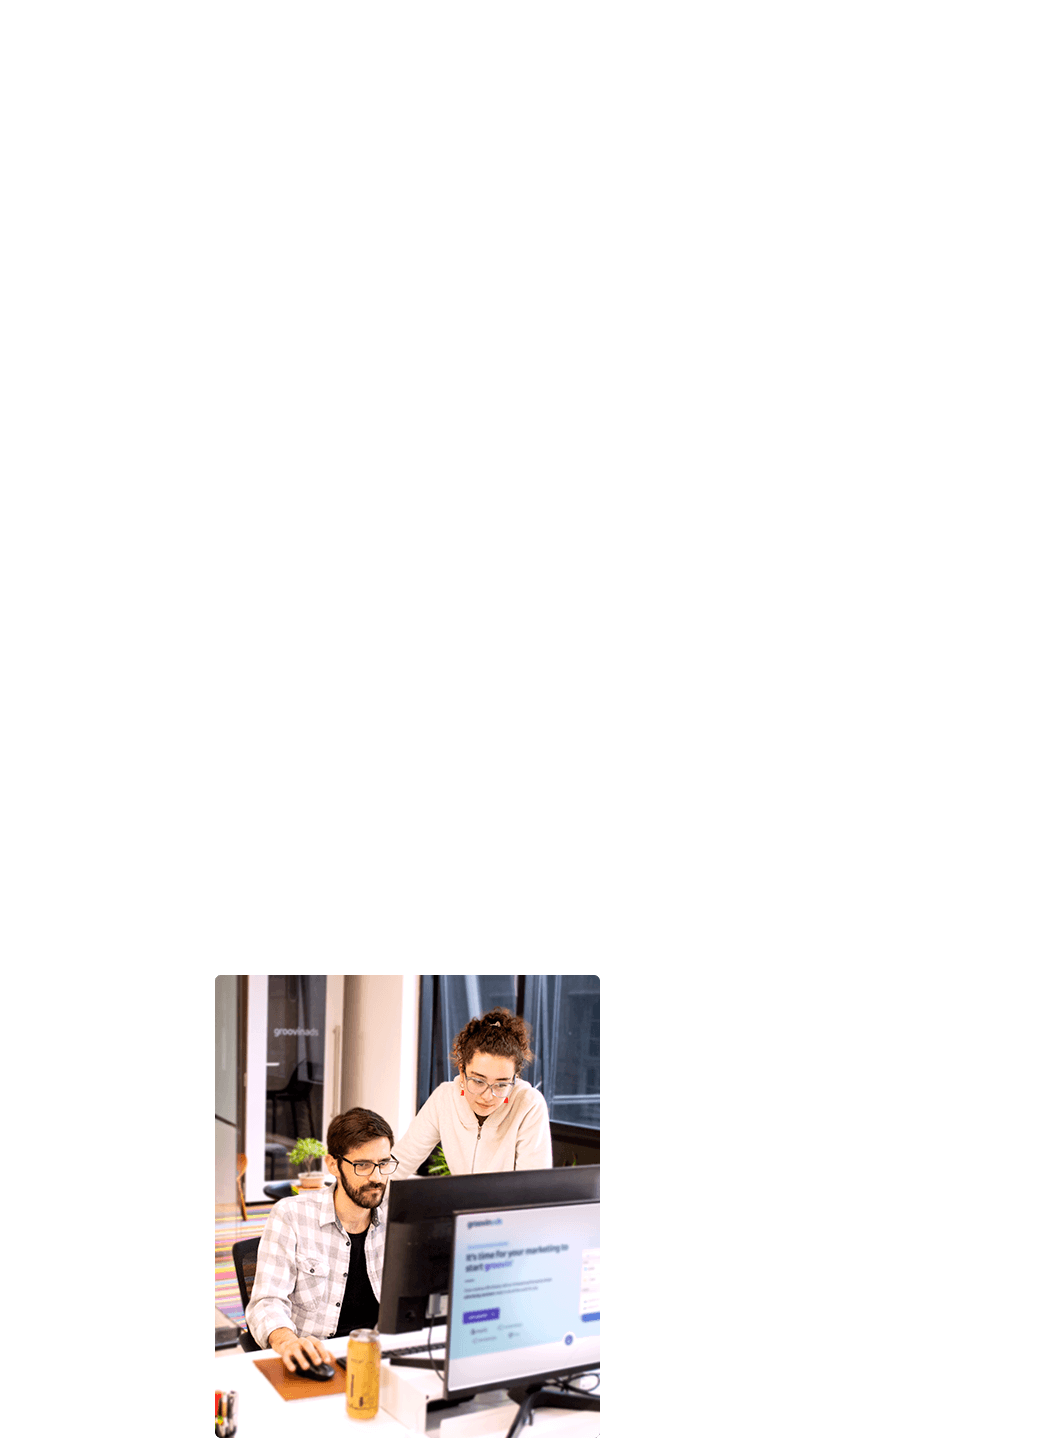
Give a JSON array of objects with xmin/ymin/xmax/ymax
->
[{"xmin": 246, "ymin": 1108, "xmax": 400, "ymax": 1373}]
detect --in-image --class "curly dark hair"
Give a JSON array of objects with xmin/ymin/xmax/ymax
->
[{"xmin": 451, "ymin": 1007, "xmax": 534, "ymax": 1076}]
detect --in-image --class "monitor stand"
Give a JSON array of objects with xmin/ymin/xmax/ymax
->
[
  {"xmin": 504, "ymin": 1384, "xmax": 600, "ymax": 1438},
  {"xmin": 386, "ymin": 1355, "xmax": 475, "ymax": 1412},
  {"xmin": 386, "ymin": 1295, "xmax": 447, "ymax": 1376}
]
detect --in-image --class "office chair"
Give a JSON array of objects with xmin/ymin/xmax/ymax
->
[
  {"xmin": 266, "ymin": 1060, "xmax": 321, "ymax": 1141},
  {"xmin": 265, "ymin": 1142, "xmax": 288, "ymax": 1181},
  {"xmin": 262, "ymin": 1181, "xmax": 296, "ymax": 1201},
  {"xmin": 231, "ymin": 1236, "xmax": 263, "ymax": 1352},
  {"xmin": 262, "ymin": 1177, "xmax": 335, "ymax": 1200}
]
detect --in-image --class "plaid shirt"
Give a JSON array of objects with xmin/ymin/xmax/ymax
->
[{"xmin": 246, "ymin": 1185, "xmax": 387, "ymax": 1348}]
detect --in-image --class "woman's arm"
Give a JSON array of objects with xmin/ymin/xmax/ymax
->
[
  {"xmin": 391, "ymin": 1090, "xmax": 446, "ymax": 1179},
  {"xmin": 513, "ymin": 1089, "xmax": 554, "ymax": 1169}
]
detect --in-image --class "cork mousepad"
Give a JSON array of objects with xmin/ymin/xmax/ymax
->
[{"xmin": 253, "ymin": 1355, "xmax": 347, "ymax": 1401}]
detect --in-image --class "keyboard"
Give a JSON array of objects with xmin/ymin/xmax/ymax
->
[{"xmin": 338, "ymin": 1334, "xmax": 443, "ymax": 1368}]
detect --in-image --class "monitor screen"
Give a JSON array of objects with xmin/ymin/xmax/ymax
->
[
  {"xmin": 378, "ymin": 1166, "xmax": 600, "ymax": 1333},
  {"xmin": 444, "ymin": 1200, "xmax": 600, "ymax": 1396}
]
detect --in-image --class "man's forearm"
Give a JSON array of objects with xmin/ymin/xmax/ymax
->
[{"xmin": 267, "ymin": 1327, "xmax": 297, "ymax": 1353}]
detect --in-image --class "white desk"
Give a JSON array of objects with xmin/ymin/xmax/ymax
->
[{"xmin": 215, "ymin": 1335, "xmax": 600, "ymax": 1438}]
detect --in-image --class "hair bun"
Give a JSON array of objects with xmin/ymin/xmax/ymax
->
[{"xmin": 451, "ymin": 1006, "xmax": 535, "ymax": 1073}]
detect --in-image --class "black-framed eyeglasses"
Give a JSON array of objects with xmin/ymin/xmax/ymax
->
[
  {"xmin": 464, "ymin": 1073, "xmax": 517, "ymax": 1098},
  {"xmin": 334, "ymin": 1156, "xmax": 399, "ymax": 1177}
]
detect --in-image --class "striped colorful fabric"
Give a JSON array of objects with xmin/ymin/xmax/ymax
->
[{"xmin": 215, "ymin": 1206, "xmax": 273, "ymax": 1323}]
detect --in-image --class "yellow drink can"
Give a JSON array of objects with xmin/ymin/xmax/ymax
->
[{"xmin": 346, "ymin": 1329, "xmax": 381, "ymax": 1420}]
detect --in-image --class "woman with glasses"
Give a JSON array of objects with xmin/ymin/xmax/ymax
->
[{"xmin": 392, "ymin": 1007, "xmax": 553, "ymax": 1178}]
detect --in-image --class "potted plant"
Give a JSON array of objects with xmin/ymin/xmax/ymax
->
[
  {"xmin": 288, "ymin": 1137, "xmax": 327, "ymax": 1189},
  {"xmin": 426, "ymin": 1143, "xmax": 451, "ymax": 1176}
]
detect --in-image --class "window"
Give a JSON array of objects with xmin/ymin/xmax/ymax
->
[
  {"xmin": 418, "ymin": 975, "xmax": 600, "ymax": 1131},
  {"xmin": 522, "ymin": 974, "xmax": 600, "ymax": 1129}
]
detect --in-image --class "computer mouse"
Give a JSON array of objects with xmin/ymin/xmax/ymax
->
[{"xmin": 296, "ymin": 1361, "xmax": 335, "ymax": 1381}]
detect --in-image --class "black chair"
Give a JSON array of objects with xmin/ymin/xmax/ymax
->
[
  {"xmin": 231, "ymin": 1237, "xmax": 263, "ymax": 1352},
  {"xmin": 263, "ymin": 1178, "xmax": 335, "ymax": 1201},
  {"xmin": 262, "ymin": 1181, "xmax": 296, "ymax": 1201},
  {"xmin": 266, "ymin": 1061, "xmax": 321, "ymax": 1141}
]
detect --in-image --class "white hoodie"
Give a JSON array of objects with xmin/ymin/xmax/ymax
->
[{"xmin": 392, "ymin": 1074, "xmax": 553, "ymax": 1178}]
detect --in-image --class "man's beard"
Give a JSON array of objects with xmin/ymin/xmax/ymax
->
[{"xmin": 337, "ymin": 1162, "xmax": 385, "ymax": 1209}]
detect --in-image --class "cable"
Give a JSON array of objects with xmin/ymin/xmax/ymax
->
[
  {"xmin": 426, "ymin": 1322, "xmax": 446, "ymax": 1384},
  {"xmin": 544, "ymin": 1371, "xmax": 600, "ymax": 1397}
]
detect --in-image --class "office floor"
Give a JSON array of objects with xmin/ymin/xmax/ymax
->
[{"xmin": 215, "ymin": 1190, "xmax": 276, "ymax": 1345}]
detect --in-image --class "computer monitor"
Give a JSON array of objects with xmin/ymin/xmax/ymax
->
[
  {"xmin": 443, "ymin": 1198, "xmax": 600, "ymax": 1397},
  {"xmin": 378, "ymin": 1165, "xmax": 600, "ymax": 1333}
]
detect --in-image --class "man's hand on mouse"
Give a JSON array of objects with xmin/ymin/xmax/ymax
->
[{"xmin": 268, "ymin": 1328, "xmax": 335, "ymax": 1373}]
